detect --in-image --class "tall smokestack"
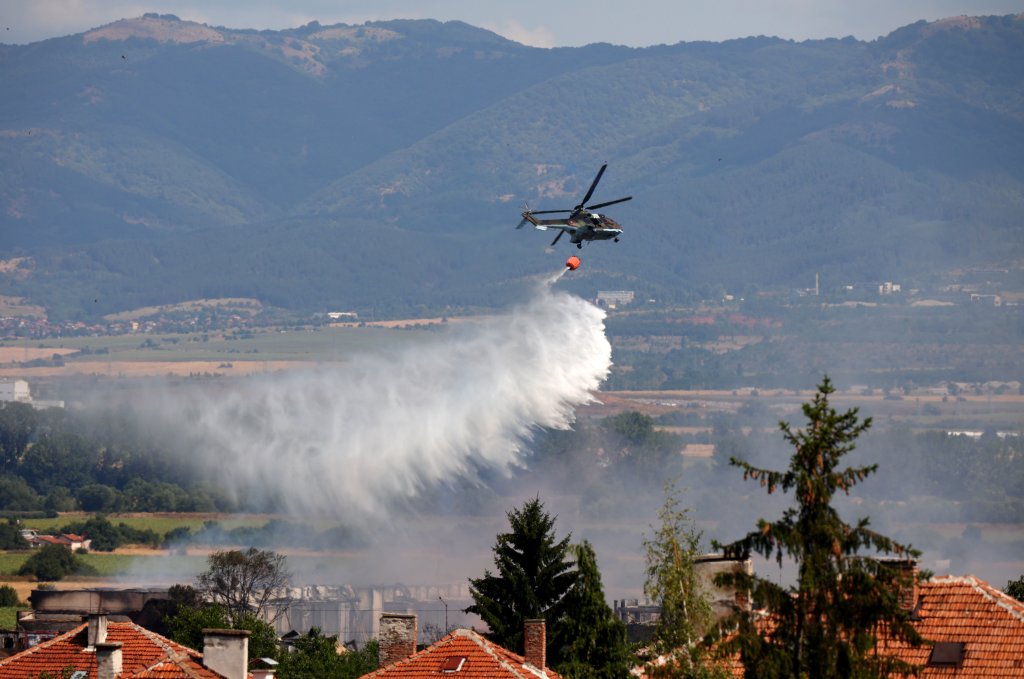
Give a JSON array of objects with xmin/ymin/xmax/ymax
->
[
  {"xmin": 379, "ymin": 613, "xmax": 417, "ymax": 667},
  {"xmin": 523, "ymin": 619, "xmax": 546, "ymax": 670}
]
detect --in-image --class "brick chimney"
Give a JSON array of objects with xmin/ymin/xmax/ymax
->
[
  {"xmin": 203, "ymin": 628, "xmax": 250, "ymax": 679},
  {"xmin": 885, "ymin": 559, "xmax": 920, "ymax": 611},
  {"xmin": 95, "ymin": 641, "xmax": 122, "ymax": 679},
  {"xmin": 523, "ymin": 619, "xmax": 546, "ymax": 670},
  {"xmin": 379, "ymin": 613, "xmax": 417, "ymax": 667}
]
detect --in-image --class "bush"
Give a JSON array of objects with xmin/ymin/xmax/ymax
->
[
  {"xmin": 0, "ymin": 584, "xmax": 21, "ymax": 607},
  {"xmin": 0, "ymin": 520, "xmax": 28, "ymax": 549},
  {"xmin": 17, "ymin": 544, "xmax": 96, "ymax": 581}
]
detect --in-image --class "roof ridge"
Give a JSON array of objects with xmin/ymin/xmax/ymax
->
[
  {"xmin": 928, "ymin": 574, "xmax": 1024, "ymax": 623},
  {"xmin": 127, "ymin": 621, "xmax": 209, "ymax": 678},
  {"xmin": 0, "ymin": 621, "xmax": 88, "ymax": 667},
  {"xmin": 454, "ymin": 628, "xmax": 550, "ymax": 678}
]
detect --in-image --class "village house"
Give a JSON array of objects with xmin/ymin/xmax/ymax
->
[
  {"xmin": 637, "ymin": 567, "xmax": 1024, "ymax": 677},
  {"xmin": 0, "ymin": 613, "xmax": 253, "ymax": 679},
  {"xmin": 21, "ymin": 529, "xmax": 92, "ymax": 552},
  {"xmin": 361, "ymin": 613, "xmax": 561, "ymax": 679}
]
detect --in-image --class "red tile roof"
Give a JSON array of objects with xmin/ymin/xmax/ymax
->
[
  {"xmin": 361, "ymin": 628, "xmax": 563, "ymax": 679},
  {"xmin": 0, "ymin": 620, "xmax": 233, "ymax": 679},
  {"xmin": 704, "ymin": 574, "xmax": 1024, "ymax": 678},
  {"xmin": 879, "ymin": 575, "xmax": 1024, "ymax": 677}
]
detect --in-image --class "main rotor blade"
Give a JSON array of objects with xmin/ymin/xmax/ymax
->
[
  {"xmin": 587, "ymin": 196, "xmax": 632, "ymax": 210},
  {"xmin": 529, "ymin": 209, "xmax": 573, "ymax": 215},
  {"xmin": 577, "ymin": 163, "xmax": 607, "ymax": 209},
  {"xmin": 550, "ymin": 230, "xmax": 565, "ymax": 246}
]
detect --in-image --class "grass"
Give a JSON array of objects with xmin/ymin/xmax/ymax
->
[
  {"xmin": 0, "ymin": 606, "xmax": 23, "ymax": 628},
  {"xmin": 21, "ymin": 513, "xmax": 270, "ymax": 535},
  {"xmin": 0, "ymin": 325, "xmax": 419, "ymax": 363}
]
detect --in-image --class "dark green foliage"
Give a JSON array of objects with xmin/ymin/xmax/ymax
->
[
  {"xmin": 17, "ymin": 543, "xmax": 97, "ymax": 581},
  {"xmin": 0, "ymin": 406, "xmax": 235, "ymax": 514},
  {"xmin": 0, "ymin": 476, "xmax": 41, "ymax": 511},
  {"xmin": 0, "ymin": 584, "xmax": 21, "ymax": 606},
  {"xmin": 555, "ymin": 541, "xmax": 633, "ymax": 679},
  {"xmin": 76, "ymin": 484, "xmax": 121, "ymax": 512},
  {"xmin": 714, "ymin": 377, "xmax": 923, "ymax": 678},
  {"xmin": 0, "ymin": 519, "xmax": 28, "ymax": 549},
  {"xmin": 59, "ymin": 515, "xmax": 160, "ymax": 551},
  {"xmin": 276, "ymin": 628, "xmax": 378, "ymax": 679},
  {"xmin": 166, "ymin": 603, "xmax": 231, "ymax": 651},
  {"xmin": 467, "ymin": 498, "xmax": 577, "ymax": 662},
  {"xmin": 166, "ymin": 601, "xmax": 280, "ymax": 661},
  {"xmin": 1006, "ymin": 575, "xmax": 1024, "ymax": 602}
]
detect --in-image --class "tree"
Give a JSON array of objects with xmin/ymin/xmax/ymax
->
[
  {"xmin": 0, "ymin": 519, "xmax": 28, "ymax": 549},
  {"xmin": 466, "ymin": 497, "xmax": 577, "ymax": 662},
  {"xmin": 276, "ymin": 628, "xmax": 378, "ymax": 679},
  {"xmin": 0, "ymin": 584, "xmax": 22, "ymax": 607},
  {"xmin": 17, "ymin": 544, "xmax": 96, "ymax": 581},
  {"xmin": 555, "ymin": 540, "xmax": 633, "ymax": 679},
  {"xmin": 714, "ymin": 377, "xmax": 923, "ymax": 679},
  {"xmin": 196, "ymin": 548, "xmax": 291, "ymax": 625},
  {"xmin": 641, "ymin": 482, "xmax": 727, "ymax": 679},
  {"xmin": 166, "ymin": 602, "xmax": 279, "ymax": 661},
  {"xmin": 1006, "ymin": 575, "xmax": 1024, "ymax": 602}
]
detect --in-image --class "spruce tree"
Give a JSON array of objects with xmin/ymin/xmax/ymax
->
[
  {"xmin": 466, "ymin": 497, "xmax": 577, "ymax": 661},
  {"xmin": 556, "ymin": 541, "xmax": 633, "ymax": 678},
  {"xmin": 714, "ymin": 377, "xmax": 923, "ymax": 679}
]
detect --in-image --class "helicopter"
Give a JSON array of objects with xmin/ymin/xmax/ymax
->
[{"xmin": 515, "ymin": 163, "xmax": 632, "ymax": 249}]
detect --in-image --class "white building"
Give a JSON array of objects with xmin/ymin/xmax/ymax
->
[{"xmin": 0, "ymin": 379, "xmax": 31, "ymax": 402}]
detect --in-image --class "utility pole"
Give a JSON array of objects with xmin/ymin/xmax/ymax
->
[{"xmin": 438, "ymin": 596, "xmax": 448, "ymax": 632}]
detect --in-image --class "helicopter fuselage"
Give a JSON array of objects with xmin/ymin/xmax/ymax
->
[{"xmin": 520, "ymin": 210, "xmax": 623, "ymax": 244}]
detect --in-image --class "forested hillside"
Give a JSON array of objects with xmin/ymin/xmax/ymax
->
[{"xmin": 1, "ymin": 13, "xmax": 1022, "ymax": 319}]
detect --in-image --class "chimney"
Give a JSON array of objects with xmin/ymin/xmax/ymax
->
[
  {"xmin": 95, "ymin": 642, "xmax": 122, "ymax": 679},
  {"xmin": 694, "ymin": 554, "xmax": 754, "ymax": 624},
  {"xmin": 379, "ymin": 613, "xmax": 417, "ymax": 667},
  {"xmin": 87, "ymin": 613, "xmax": 108, "ymax": 648},
  {"xmin": 203, "ymin": 628, "xmax": 250, "ymax": 679},
  {"xmin": 523, "ymin": 619, "xmax": 546, "ymax": 670},
  {"xmin": 884, "ymin": 559, "xmax": 920, "ymax": 611}
]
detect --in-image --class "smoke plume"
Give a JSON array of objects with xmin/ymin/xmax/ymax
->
[{"xmin": 155, "ymin": 274, "xmax": 610, "ymax": 517}]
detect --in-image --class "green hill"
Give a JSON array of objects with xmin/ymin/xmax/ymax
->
[{"xmin": 1, "ymin": 13, "xmax": 1022, "ymax": 319}]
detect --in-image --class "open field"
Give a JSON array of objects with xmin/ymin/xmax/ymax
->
[
  {"xmin": 0, "ymin": 325, "xmax": 433, "ymax": 377},
  {"xmin": 19, "ymin": 513, "xmax": 272, "ymax": 535}
]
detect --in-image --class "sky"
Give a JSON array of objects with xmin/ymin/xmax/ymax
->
[{"xmin": 2, "ymin": 0, "xmax": 1023, "ymax": 47}]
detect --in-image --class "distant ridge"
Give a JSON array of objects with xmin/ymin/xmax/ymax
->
[{"xmin": 0, "ymin": 14, "xmax": 1021, "ymax": 319}]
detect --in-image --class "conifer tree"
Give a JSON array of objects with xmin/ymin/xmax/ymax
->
[
  {"xmin": 466, "ymin": 497, "xmax": 577, "ymax": 662},
  {"xmin": 556, "ymin": 540, "xmax": 633, "ymax": 678},
  {"xmin": 715, "ymin": 377, "xmax": 923, "ymax": 678}
]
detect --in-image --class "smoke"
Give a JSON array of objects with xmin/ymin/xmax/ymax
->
[{"xmin": 145, "ymin": 273, "xmax": 610, "ymax": 518}]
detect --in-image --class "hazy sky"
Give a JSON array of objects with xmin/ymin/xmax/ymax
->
[{"xmin": 3, "ymin": 0, "xmax": 1023, "ymax": 47}]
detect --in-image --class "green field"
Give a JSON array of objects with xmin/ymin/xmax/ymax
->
[
  {"xmin": 2, "ymin": 325, "xmax": 425, "ymax": 363},
  {"xmin": 0, "ymin": 551, "xmax": 157, "ymax": 577},
  {"xmin": 20, "ymin": 514, "xmax": 271, "ymax": 535},
  {"xmin": 0, "ymin": 606, "xmax": 22, "ymax": 628}
]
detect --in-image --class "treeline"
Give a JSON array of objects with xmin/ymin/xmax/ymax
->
[
  {"xmin": 605, "ymin": 302, "xmax": 1024, "ymax": 390},
  {"xmin": 0, "ymin": 401, "xmax": 235, "ymax": 514},
  {"xmin": 519, "ymin": 404, "xmax": 1024, "ymax": 526}
]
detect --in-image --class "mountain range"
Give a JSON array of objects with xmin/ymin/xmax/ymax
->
[{"xmin": 1, "ymin": 13, "xmax": 1022, "ymax": 319}]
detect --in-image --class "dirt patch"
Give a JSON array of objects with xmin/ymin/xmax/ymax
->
[{"xmin": 0, "ymin": 347, "xmax": 78, "ymax": 362}]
